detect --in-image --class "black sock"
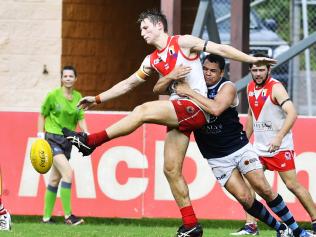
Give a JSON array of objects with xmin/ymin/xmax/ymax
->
[
  {"xmin": 267, "ymin": 194, "xmax": 302, "ymax": 236},
  {"xmin": 245, "ymin": 199, "xmax": 281, "ymax": 231}
]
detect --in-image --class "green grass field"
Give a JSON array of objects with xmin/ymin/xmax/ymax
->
[{"xmin": 1, "ymin": 216, "xmax": 312, "ymax": 237}]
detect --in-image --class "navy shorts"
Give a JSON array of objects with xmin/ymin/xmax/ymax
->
[{"xmin": 45, "ymin": 132, "xmax": 72, "ymax": 159}]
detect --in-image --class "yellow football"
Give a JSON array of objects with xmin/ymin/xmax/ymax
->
[{"xmin": 30, "ymin": 138, "xmax": 53, "ymax": 174}]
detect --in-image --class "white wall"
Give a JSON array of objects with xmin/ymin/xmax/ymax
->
[{"xmin": 0, "ymin": 0, "xmax": 62, "ymax": 111}]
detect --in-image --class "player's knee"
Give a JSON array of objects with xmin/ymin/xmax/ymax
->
[
  {"xmin": 237, "ymin": 193, "xmax": 254, "ymax": 208},
  {"xmin": 49, "ymin": 177, "xmax": 61, "ymax": 186},
  {"xmin": 163, "ymin": 165, "xmax": 181, "ymax": 180},
  {"xmin": 132, "ymin": 103, "xmax": 151, "ymax": 121},
  {"xmin": 257, "ymin": 185, "xmax": 274, "ymax": 200},
  {"xmin": 62, "ymin": 170, "xmax": 73, "ymax": 183}
]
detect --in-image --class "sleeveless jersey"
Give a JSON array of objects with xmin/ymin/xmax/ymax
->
[
  {"xmin": 247, "ymin": 77, "xmax": 294, "ymax": 157},
  {"xmin": 194, "ymin": 77, "xmax": 248, "ymax": 158},
  {"xmin": 142, "ymin": 35, "xmax": 207, "ymax": 100}
]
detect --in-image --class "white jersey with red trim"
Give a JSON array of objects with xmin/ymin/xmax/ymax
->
[
  {"xmin": 247, "ymin": 77, "xmax": 294, "ymax": 157},
  {"xmin": 141, "ymin": 35, "xmax": 207, "ymax": 100}
]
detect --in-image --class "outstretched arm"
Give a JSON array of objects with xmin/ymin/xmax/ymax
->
[
  {"xmin": 78, "ymin": 65, "xmax": 153, "ymax": 110},
  {"xmin": 179, "ymin": 35, "xmax": 277, "ymax": 65}
]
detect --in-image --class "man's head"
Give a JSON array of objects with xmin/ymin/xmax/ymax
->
[
  {"xmin": 202, "ymin": 54, "xmax": 225, "ymax": 86},
  {"xmin": 249, "ymin": 53, "xmax": 271, "ymax": 86},
  {"xmin": 138, "ymin": 9, "xmax": 168, "ymax": 44},
  {"xmin": 61, "ymin": 65, "xmax": 77, "ymax": 88}
]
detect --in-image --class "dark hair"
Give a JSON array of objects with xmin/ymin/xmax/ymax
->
[
  {"xmin": 203, "ymin": 54, "xmax": 226, "ymax": 71},
  {"xmin": 138, "ymin": 9, "xmax": 168, "ymax": 33},
  {"xmin": 249, "ymin": 53, "xmax": 271, "ymax": 70},
  {"xmin": 61, "ymin": 65, "xmax": 77, "ymax": 78}
]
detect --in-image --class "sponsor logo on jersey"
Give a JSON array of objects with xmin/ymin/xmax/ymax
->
[
  {"xmin": 153, "ymin": 57, "xmax": 162, "ymax": 65},
  {"xmin": 253, "ymin": 121, "xmax": 273, "ymax": 131},
  {"xmin": 169, "ymin": 46, "xmax": 175, "ymax": 55}
]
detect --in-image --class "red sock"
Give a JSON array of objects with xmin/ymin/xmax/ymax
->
[
  {"xmin": 180, "ymin": 206, "xmax": 198, "ymax": 228},
  {"xmin": 87, "ymin": 130, "xmax": 110, "ymax": 147}
]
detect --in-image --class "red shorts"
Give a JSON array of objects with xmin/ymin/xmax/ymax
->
[
  {"xmin": 169, "ymin": 99, "xmax": 207, "ymax": 137},
  {"xmin": 260, "ymin": 150, "xmax": 296, "ymax": 172}
]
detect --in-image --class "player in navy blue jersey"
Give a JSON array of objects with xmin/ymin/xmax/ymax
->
[{"xmin": 157, "ymin": 54, "xmax": 314, "ymax": 237}]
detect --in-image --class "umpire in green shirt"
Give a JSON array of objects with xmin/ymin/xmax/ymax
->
[{"xmin": 38, "ymin": 65, "xmax": 88, "ymax": 225}]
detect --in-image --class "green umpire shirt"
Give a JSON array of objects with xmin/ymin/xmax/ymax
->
[{"xmin": 41, "ymin": 88, "xmax": 84, "ymax": 135}]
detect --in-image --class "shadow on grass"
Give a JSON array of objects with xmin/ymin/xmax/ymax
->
[{"xmin": 12, "ymin": 215, "xmax": 311, "ymax": 231}]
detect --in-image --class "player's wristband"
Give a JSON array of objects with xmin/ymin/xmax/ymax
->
[{"xmin": 95, "ymin": 95, "xmax": 102, "ymax": 104}]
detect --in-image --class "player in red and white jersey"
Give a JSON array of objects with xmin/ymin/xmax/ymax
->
[
  {"xmin": 0, "ymin": 169, "xmax": 11, "ymax": 231},
  {"xmin": 238, "ymin": 53, "xmax": 316, "ymax": 236},
  {"xmin": 247, "ymin": 74, "xmax": 294, "ymax": 157},
  {"xmin": 63, "ymin": 11, "xmax": 276, "ymax": 237},
  {"xmin": 141, "ymin": 35, "xmax": 207, "ymax": 100}
]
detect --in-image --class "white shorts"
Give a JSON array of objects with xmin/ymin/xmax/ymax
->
[{"xmin": 206, "ymin": 143, "xmax": 263, "ymax": 186}]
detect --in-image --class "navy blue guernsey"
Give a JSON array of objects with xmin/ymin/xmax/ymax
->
[{"xmin": 194, "ymin": 77, "xmax": 248, "ymax": 159}]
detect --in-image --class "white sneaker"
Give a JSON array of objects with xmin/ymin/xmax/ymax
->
[
  {"xmin": 277, "ymin": 224, "xmax": 293, "ymax": 237},
  {"xmin": 230, "ymin": 224, "xmax": 259, "ymax": 235},
  {"xmin": 0, "ymin": 210, "xmax": 11, "ymax": 231}
]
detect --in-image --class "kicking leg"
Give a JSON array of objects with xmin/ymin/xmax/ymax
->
[{"xmin": 63, "ymin": 100, "xmax": 178, "ymax": 156}]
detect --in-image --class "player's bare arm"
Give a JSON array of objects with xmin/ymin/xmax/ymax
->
[
  {"xmin": 153, "ymin": 65, "xmax": 192, "ymax": 94},
  {"xmin": 175, "ymin": 80, "xmax": 236, "ymax": 117},
  {"xmin": 178, "ymin": 35, "xmax": 277, "ymax": 65},
  {"xmin": 245, "ymin": 107, "xmax": 254, "ymax": 140},
  {"xmin": 77, "ymin": 65, "xmax": 154, "ymax": 110},
  {"xmin": 271, "ymin": 83, "xmax": 297, "ymax": 148}
]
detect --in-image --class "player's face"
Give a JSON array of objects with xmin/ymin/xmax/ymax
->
[
  {"xmin": 250, "ymin": 64, "xmax": 270, "ymax": 86},
  {"xmin": 61, "ymin": 69, "xmax": 77, "ymax": 88},
  {"xmin": 202, "ymin": 60, "xmax": 224, "ymax": 86},
  {"xmin": 140, "ymin": 18, "xmax": 161, "ymax": 45}
]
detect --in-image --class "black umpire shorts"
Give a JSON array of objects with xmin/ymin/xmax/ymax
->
[{"xmin": 45, "ymin": 132, "xmax": 72, "ymax": 160}]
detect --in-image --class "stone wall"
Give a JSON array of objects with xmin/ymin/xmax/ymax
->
[{"xmin": 0, "ymin": 0, "xmax": 62, "ymax": 111}]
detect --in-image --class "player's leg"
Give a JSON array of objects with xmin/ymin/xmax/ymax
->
[
  {"xmin": 42, "ymin": 162, "xmax": 61, "ymax": 223},
  {"xmin": 230, "ymin": 175, "xmax": 259, "ymax": 236},
  {"xmin": 164, "ymin": 129, "xmax": 202, "ymax": 237},
  {"xmin": 0, "ymin": 169, "xmax": 11, "ymax": 231},
  {"xmin": 226, "ymin": 169, "xmax": 284, "ymax": 234},
  {"xmin": 62, "ymin": 100, "xmax": 178, "ymax": 156},
  {"xmin": 53, "ymin": 154, "xmax": 84, "ymax": 225},
  {"xmin": 279, "ymin": 169, "xmax": 316, "ymax": 231},
  {"xmin": 107, "ymin": 100, "xmax": 178, "ymax": 138},
  {"xmin": 163, "ymin": 130, "xmax": 191, "ymax": 214},
  {"xmin": 245, "ymin": 169, "xmax": 310, "ymax": 237}
]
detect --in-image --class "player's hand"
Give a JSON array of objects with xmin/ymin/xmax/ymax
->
[
  {"xmin": 77, "ymin": 96, "xmax": 96, "ymax": 110},
  {"xmin": 253, "ymin": 57, "xmax": 277, "ymax": 65},
  {"xmin": 175, "ymin": 81, "xmax": 192, "ymax": 97},
  {"xmin": 37, "ymin": 132, "xmax": 45, "ymax": 139},
  {"xmin": 168, "ymin": 64, "xmax": 192, "ymax": 81},
  {"xmin": 268, "ymin": 135, "xmax": 282, "ymax": 153}
]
